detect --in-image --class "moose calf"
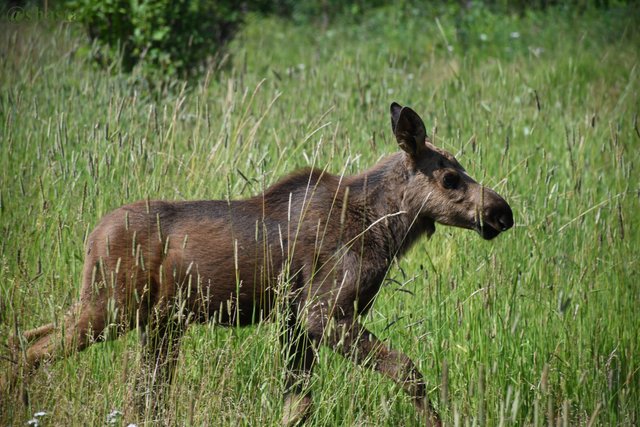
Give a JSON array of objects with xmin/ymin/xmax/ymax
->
[{"xmin": 5, "ymin": 103, "xmax": 513, "ymax": 425}]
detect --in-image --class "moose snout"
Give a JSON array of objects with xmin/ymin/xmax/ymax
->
[
  {"xmin": 490, "ymin": 202, "xmax": 514, "ymax": 231},
  {"xmin": 477, "ymin": 190, "xmax": 514, "ymax": 240}
]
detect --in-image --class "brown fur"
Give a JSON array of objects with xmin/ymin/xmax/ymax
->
[{"xmin": 4, "ymin": 103, "xmax": 513, "ymax": 426}]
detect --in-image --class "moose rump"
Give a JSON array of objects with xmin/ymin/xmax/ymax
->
[{"xmin": 82, "ymin": 198, "xmax": 288, "ymax": 329}]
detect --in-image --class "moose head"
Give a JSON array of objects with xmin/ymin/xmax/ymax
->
[{"xmin": 390, "ymin": 102, "xmax": 514, "ymax": 240}]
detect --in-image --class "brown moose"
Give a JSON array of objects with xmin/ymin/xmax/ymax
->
[{"xmin": 4, "ymin": 103, "xmax": 513, "ymax": 425}]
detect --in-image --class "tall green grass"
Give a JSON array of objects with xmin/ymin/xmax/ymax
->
[{"xmin": 1, "ymin": 5, "xmax": 639, "ymax": 426}]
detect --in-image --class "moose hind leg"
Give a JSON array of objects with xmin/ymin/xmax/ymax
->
[
  {"xmin": 3, "ymin": 323, "xmax": 55, "ymax": 389},
  {"xmin": 135, "ymin": 305, "xmax": 186, "ymax": 423},
  {"xmin": 24, "ymin": 302, "xmax": 108, "ymax": 372},
  {"xmin": 325, "ymin": 321, "xmax": 441, "ymax": 427},
  {"xmin": 2, "ymin": 302, "xmax": 108, "ymax": 406},
  {"xmin": 21, "ymin": 323, "xmax": 56, "ymax": 343}
]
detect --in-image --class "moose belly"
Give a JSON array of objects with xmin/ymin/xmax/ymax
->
[{"xmin": 161, "ymin": 225, "xmax": 281, "ymax": 326}]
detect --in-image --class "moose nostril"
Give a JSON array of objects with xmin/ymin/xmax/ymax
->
[{"xmin": 497, "ymin": 210, "xmax": 514, "ymax": 231}]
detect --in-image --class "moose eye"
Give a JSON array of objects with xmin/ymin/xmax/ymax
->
[{"xmin": 442, "ymin": 172, "xmax": 461, "ymax": 189}]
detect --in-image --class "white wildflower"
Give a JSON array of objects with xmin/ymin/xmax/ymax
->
[
  {"xmin": 106, "ymin": 409, "xmax": 123, "ymax": 424},
  {"xmin": 479, "ymin": 33, "xmax": 488, "ymax": 42},
  {"xmin": 510, "ymin": 32, "xmax": 521, "ymax": 39},
  {"xmin": 529, "ymin": 47, "xmax": 543, "ymax": 57}
]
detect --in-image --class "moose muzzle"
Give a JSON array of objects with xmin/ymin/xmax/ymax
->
[{"xmin": 476, "ymin": 188, "xmax": 514, "ymax": 240}]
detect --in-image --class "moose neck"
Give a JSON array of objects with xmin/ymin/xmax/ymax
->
[{"xmin": 343, "ymin": 153, "xmax": 432, "ymax": 260}]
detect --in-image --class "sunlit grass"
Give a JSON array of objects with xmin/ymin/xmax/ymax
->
[{"xmin": 1, "ymin": 4, "xmax": 639, "ymax": 426}]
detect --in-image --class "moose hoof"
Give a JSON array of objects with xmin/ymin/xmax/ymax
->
[
  {"xmin": 282, "ymin": 393, "xmax": 312, "ymax": 426},
  {"xmin": 423, "ymin": 407, "xmax": 442, "ymax": 427},
  {"xmin": 426, "ymin": 413, "xmax": 442, "ymax": 427},
  {"xmin": 416, "ymin": 397, "xmax": 441, "ymax": 427}
]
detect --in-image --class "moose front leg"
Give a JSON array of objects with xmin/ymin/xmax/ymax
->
[
  {"xmin": 280, "ymin": 313, "xmax": 316, "ymax": 426},
  {"xmin": 324, "ymin": 320, "xmax": 441, "ymax": 426}
]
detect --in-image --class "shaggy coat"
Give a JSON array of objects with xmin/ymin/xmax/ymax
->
[{"xmin": 6, "ymin": 103, "xmax": 513, "ymax": 426}]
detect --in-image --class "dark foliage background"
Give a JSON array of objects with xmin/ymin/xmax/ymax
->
[{"xmin": 2, "ymin": 0, "xmax": 635, "ymax": 83}]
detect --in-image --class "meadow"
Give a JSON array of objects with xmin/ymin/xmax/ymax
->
[{"xmin": 1, "ymin": 4, "xmax": 639, "ymax": 426}]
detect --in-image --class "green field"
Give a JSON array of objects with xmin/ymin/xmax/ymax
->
[{"xmin": 1, "ymin": 4, "xmax": 639, "ymax": 426}]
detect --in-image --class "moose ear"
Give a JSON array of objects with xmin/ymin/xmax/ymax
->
[
  {"xmin": 390, "ymin": 102, "xmax": 403, "ymax": 132},
  {"xmin": 389, "ymin": 103, "xmax": 427, "ymax": 157}
]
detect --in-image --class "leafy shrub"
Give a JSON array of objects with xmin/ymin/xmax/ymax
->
[{"xmin": 69, "ymin": 0, "xmax": 244, "ymax": 80}]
